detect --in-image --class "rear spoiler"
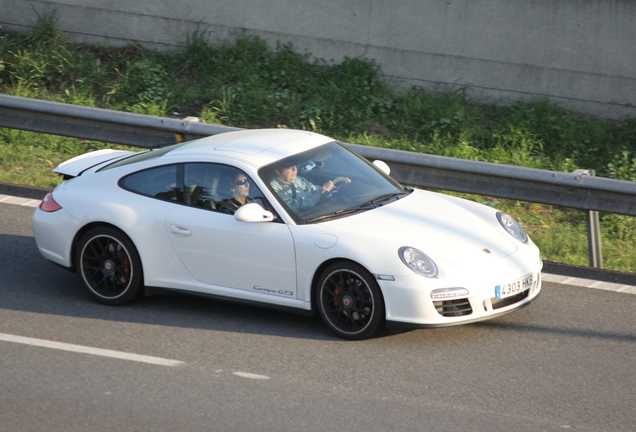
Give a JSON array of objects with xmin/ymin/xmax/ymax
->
[{"xmin": 54, "ymin": 149, "xmax": 135, "ymax": 178}]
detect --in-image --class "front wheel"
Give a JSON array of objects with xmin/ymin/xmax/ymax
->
[
  {"xmin": 75, "ymin": 227, "xmax": 143, "ymax": 305},
  {"xmin": 316, "ymin": 262, "xmax": 385, "ymax": 340}
]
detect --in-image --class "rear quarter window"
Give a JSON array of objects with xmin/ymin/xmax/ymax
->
[{"xmin": 119, "ymin": 165, "xmax": 182, "ymax": 202}]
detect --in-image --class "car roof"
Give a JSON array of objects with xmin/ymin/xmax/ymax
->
[{"xmin": 162, "ymin": 129, "xmax": 335, "ymax": 167}]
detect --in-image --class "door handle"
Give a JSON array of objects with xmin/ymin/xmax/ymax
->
[{"xmin": 170, "ymin": 224, "xmax": 192, "ymax": 237}]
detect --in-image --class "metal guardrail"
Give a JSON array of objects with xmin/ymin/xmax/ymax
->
[
  {"xmin": 2, "ymin": 94, "xmax": 636, "ymax": 266},
  {"xmin": 0, "ymin": 94, "xmax": 242, "ymax": 147}
]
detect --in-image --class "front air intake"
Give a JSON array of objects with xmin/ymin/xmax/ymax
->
[{"xmin": 433, "ymin": 298, "xmax": 473, "ymax": 317}]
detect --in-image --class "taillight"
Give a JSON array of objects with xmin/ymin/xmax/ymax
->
[{"xmin": 40, "ymin": 192, "xmax": 62, "ymax": 212}]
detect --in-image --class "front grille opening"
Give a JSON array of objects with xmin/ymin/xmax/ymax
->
[
  {"xmin": 490, "ymin": 289, "xmax": 530, "ymax": 310},
  {"xmin": 434, "ymin": 298, "xmax": 473, "ymax": 317}
]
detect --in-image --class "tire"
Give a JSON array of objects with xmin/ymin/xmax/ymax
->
[
  {"xmin": 75, "ymin": 227, "xmax": 143, "ymax": 305},
  {"xmin": 316, "ymin": 262, "xmax": 385, "ymax": 340}
]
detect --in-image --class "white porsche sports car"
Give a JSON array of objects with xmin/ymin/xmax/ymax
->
[{"xmin": 33, "ymin": 128, "xmax": 542, "ymax": 339}]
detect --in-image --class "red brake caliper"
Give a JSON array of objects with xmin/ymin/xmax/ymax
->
[
  {"xmin": 122, "ymin": 257, "xmax": 131, "ymax": 276},
  {"xmin": 333, "ymin": 285, "xmax": 341, "ymax": 308}
]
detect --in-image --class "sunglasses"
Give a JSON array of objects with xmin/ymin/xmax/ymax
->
[{"xmin": 235, "ymin": 179, "xmax": 250, "ymax": 186}]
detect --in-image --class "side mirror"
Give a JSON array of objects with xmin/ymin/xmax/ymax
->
[
  {"xmin": 234, "ymin": 202, "xmax": 274, "ymax": 222},
  {"xmin": 373, "ymin": 160, "xmax": 391, "ymax": 175}
]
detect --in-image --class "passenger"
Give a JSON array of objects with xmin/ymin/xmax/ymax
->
[
  {"xmin": 269, "ymin": 162, "xmax": 336, "ymax": 212},
  {"xmin": 219, "ymin": 172, "xmax": 253, "ymax": 214}
]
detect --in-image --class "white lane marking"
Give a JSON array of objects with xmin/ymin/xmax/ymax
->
[
  {"xmin": 0, "ymin": 194, "xmax": 42, "ymax": 208},
  {"xmin": 233, "ymin": 371, "xmax": 270, "ymax": 380},
  {"xmin": 0, "ymin": 333, "xmax": 185, "ymax": 367},
  {"xmin": 542, "ymin": 273, "xmax": 636, "ymax": 295}
]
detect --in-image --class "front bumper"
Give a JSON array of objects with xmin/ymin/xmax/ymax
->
[
  {"xmin": 379, "ymin": 260, "xmax": 543, "ymax": 328},
  {"xmin": 386, "ymin": 288, "xmax": 541, "ymax": 329}
]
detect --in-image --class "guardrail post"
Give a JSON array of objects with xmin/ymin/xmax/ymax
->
[{"xmin": 574, "ymin": 169, "xmax": 603, "ymax": 268}]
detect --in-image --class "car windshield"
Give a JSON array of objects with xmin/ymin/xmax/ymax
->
[{"xmin": 260, "ymin": 142, "xmax": 409, "ymax": 224}]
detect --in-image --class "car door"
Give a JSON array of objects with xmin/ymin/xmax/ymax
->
[{"xmin": 165, "ymin": 163, "xmax": 297, "ymax": 299}]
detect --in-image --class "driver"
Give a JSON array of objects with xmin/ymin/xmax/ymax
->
[{"xmin": 270, "ymin": 162, "xmax": 335, "ymax": 212}]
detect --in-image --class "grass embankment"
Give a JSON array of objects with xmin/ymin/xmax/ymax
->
[{"xmin": 1, "ymin": 15, "xmax": 636, "ymax": 270}]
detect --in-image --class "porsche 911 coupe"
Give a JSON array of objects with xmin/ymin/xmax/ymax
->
[{"xmin": 33, "ymin": 128, "xmax": 542, "ymax": 339}]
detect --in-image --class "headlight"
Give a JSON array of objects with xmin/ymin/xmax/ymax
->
[
  {"xmin": 496, "ymin": 212, "xmax": 528, "ymax": 244},
  {"xmin": 399, "ymin": 247, "xmax": 438, "ymax": 278}
]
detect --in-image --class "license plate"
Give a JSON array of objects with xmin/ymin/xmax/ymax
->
[{"xmin": 495, "ymin": 274, "xmax": 533, "ymax": 299}]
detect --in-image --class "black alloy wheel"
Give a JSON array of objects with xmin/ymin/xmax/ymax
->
[
  {"xmin": 75, "ymin": 227, "xmax": 143, "ymax": 305},
  {"xmin": 316, "ymin": 262, "xmax": 385, "ymax": 340}
]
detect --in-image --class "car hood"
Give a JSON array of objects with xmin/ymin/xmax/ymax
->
[
  {"xmin": 54, "ymin": 149, "xmax": 135, "ymax": 177},
  {"xmin": 323, "ymin": 190, "xmax": 518, "ymax": 266}
]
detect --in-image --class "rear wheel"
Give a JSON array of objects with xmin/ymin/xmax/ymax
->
[
  {"xmin": 316, "ymin": 262, "xmax": 385, "ymax": 340},
  {"xmin": 75, "ymin": 227, "xmax": 143, "ymax": 305}
]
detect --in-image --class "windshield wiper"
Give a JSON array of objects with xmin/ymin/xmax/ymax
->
[
  {"xmin": 359, "ymin": 191, "xmax": 409, "ymax": 208},
  {"xmin": 306, "ymin": 208, "xmax": 365, "ymax": 223},
  {"xmin": 306, "ymin": 190, "xmax": 411, "ymax": 223}
]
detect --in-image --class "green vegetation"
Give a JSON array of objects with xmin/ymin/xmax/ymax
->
[{"xmin": 1, "ymin": 13, "xmax": 636, "ymax": 271}]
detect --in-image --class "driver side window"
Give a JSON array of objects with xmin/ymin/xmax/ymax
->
[
  {"xmin": 184, "ymin": 163, "xmax": 269, "ymax": 215},
  {"xmin": 121, "ymin": 163, "xmax": 276, "ymax": 217}
]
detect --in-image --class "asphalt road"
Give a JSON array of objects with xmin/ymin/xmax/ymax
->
[{"xmin": 1, "ymin": 201, "xmax": 635, "ymax": 432}]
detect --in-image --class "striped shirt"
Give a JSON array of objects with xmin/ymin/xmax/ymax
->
[{"xmin": 270, "ymin": 176, "xmax": 322, "ymax": 212}]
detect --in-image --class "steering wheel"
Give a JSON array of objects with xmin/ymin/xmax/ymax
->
[{"xmin": 332, "ymin": 176, "xmax": 350, "ymax": 187}]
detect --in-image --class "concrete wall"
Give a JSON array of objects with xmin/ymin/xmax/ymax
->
[{"xmin": 1, "ymin": 0, "xmax": 635, "ymax": 119}]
